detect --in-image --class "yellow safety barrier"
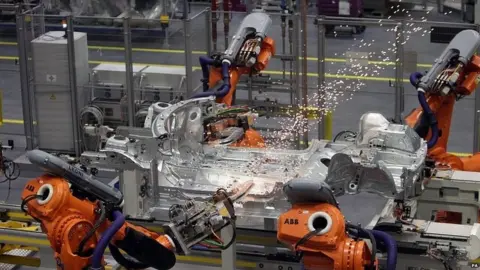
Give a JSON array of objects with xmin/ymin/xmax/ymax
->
[
  {"xmin": 0, "ymin": 254, "xmax": 40, "ymax": 267},
  {"xmin": 324, "ymin": 111, "xmax": 333, "ymax": 140},
  {"xmin": 0, "ymin": 220, "xmax": 38, "ymax": 231},
  {"xmin": 4, "ymin": 212, "xmax": 35, "ymax": 223}
]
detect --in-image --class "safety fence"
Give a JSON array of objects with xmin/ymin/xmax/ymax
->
[{"xmin": 2, "ymin": 5, "xmax": 480, "ymax": 154}]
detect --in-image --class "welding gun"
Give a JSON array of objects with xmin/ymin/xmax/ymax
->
[
  {"xmin": 409, "ymin": 29, "xmax": 480, "ymax": 149},
  {"xmin": 193, "ymin": 11, "xmax": 275, "ymax": 106}
]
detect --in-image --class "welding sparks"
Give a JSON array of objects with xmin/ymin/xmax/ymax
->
[{"xmin": 261, "ymin": 1, "xmax": 458, "ymax": 149}]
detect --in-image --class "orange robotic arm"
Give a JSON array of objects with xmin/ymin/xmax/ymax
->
[
  {"xmin": 21, "ymin": 150, "xmax": 238, "ymax": 270},
  {"xmin": 204, "ymin": 37, "xmax": 275, "ymax": 148},
  {"xmin": 208, "ymin": 36, "xmax": 275, "ymax": 107},
  {"xmin": 21, "ymin": 175, "xmax": 177, "ymax": 270},
  {"xmin": 203, "ymin": 37, "xmax": 275, "ymax": 148},
  {"xmin": 405, "ymin": 55, "xmax": 480, "ymax": 171},
  {"xmin": 193, "ymin": 12, "xmax": 275, "ymax": 148},
  {"xmin": 278, "ymin": 203, "xmax": 374, "ymax": 270},
  {"xmin": 276, "ymin": 179, "xmax": 388, "ymax": 270}
]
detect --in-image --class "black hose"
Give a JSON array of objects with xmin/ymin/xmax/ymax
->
[
  {"xmin": 294, "ymin": 229, "xmax": 320, "ymax": 250},
  {"xmin": 0, "ymin": 158, "xmax": 20, "ymax": 182},
  {"xmin": 5, "ymin": 160, "xmax": 20, "ymax": 180},
  {"xmin": 21, "ymin": 194, "xmax": 42, "ymax": 213},
  {"xmin": 20, "ymin": 194, "xmax": 43, "ymax": 223},
  {"xmin": 220, "ymin": 219, "xmax": 236, "ymax": 250},
  {"xmin": 76, "ymin": 202, "xmax": 107, "ymax": 256},
  {"xmin": 109, "ymin": 243, "xmax": 149, "ymax": 269}
]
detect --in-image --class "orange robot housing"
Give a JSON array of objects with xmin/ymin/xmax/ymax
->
[
  {"xmin": 21, "ymin": 175, "xmax": 176, "ymax": 270},
  {"xmin": 277, "ymin": 203, "xmax": 373, "ymax": 270},
  {"xmin": 209, "ymin": 36, "xmax": 275, "ymax": 107},
  {"xmin": 205, "ymin": 36, "xmax": 275, "ymax": 149},
  {"xmin": 405, "ymin": 55, "xmax": 480, "ymax": 172}
]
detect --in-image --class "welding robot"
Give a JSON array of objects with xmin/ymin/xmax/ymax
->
[
  {"xmin": 405, "ymin": 29, "xmax": 480, "ymax": 172},
  {"xmin": 191, "ymin": 11, "xmax": 275, "ymax": 148},
  {"xmin": 276, "ymin": 177, "xmax": 398, "ymax": 270},
  {"xmin": 21, "ymin": 150, "xmax": 239, "ymax": 270}
]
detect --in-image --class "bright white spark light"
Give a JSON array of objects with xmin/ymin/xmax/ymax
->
[{"xmin": 262, "ymin": 1, "xmax": 457, "ymax": 149}]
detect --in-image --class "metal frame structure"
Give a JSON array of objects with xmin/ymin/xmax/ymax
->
[
  {"xmin": 13, "ymin": 5, "xmax": 480, "ymax": 155},
  {"xmin": 15, "ymin": 6, "xmax": 322, "ymax": 153}
]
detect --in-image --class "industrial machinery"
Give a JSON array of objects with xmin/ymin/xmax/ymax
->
[
  {"xmin": 193, "ymin": 10, "xmax": 275, "ymax": 107},
  {"xmin": 5, "ymin": 105, "xmax": 480, "ymax": 270},
  {"xmin": 40, "ymin": 58, "xmax": 188, "ymax": 153},
  {"xmin": 363, "ymin": 198, "xmax": 480, "ymax": 269},
  {"xmin": 332, "ymin": 29, "xmax": 480, "ymax": 172},
  {"xmin": 84, "ymin": 63, "xmax": 186, "ymax": 127},
  {"xmin": 0, "ymin": 139, "xmax": 19, "ymax": 181},
  {"xmin": 79, "ymin": 63, "xmax": 187, "ymax": 152},
  {"xmin": 20, "ymin": 149, "xmax": 242, "ymax": 270},
  {"xmin": 274, "ymin": 162, "xmax": 480, "ymax": 270},
  {"xmin": 188, "ymin": 10, "xmax": 275, "ymax": 147},
  {"xmin": 77, "ymin": 96, "xmax": 480, "ymax": 269},
  {"xmin": 405, "ymin": 29, "xmax": 480, "ymax": 172},
  {"xmin": 277, "ymin": 178, "xmax": 381, "ymax": 270},
  {"xmin": 79, "ymin": 95, "xmax": 428, "ymax": 220},
  {"xmin": 80, "ymin": 11, "xmax": 276, "ymax": 151},
  {"xmin": 1, "ymin": 0, "xmax": 184, "ymax": 27},
  {"xmin": 327, "ymin": 29, "xmax": 480, "ymax": 225},
  {"xmin": 31, "ymin": 30, "xmax": 90, "ymax": 154}
]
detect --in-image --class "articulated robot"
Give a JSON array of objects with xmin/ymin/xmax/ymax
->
[
  {"xmin": 276, "ymin": 159, "xmax": 398, "ymax": 270},
  {"xmin": 274, "ymin": 156, "xmax": 480, "ymax": 270},
  {"xmin": 278, "ymin": 188, "xmax": 378, "ymax": 270},
  {"xmin": 21, "ymin": 150, "xmax": 241, "ymax": 270},
  {"xmin": 191, "ymin": 11, "xmax": 275, "ymax": 148},
  {"xmin": 334, "ymin": 29, "xmax": 480, "ymax": 173},
  {"xmin": 405, "ymin": 29, "xmax": 480, "ymax": 172},
  {"xmin": 86, "ymin": 11, "xmax": 275, "ymax": 150},
  {"xmin": 273, "ymin": 31, "xmax": 480, "ymax": 269}
]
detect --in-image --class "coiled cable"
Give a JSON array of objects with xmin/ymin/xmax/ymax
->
[{"xmin": 76, "ymin": 202, "xmax": 107, "ymax": 256}]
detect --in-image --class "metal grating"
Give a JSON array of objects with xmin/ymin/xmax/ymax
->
[{"xmin": 0, "ymin": 249, "xmax": 34, "ymax": 270}]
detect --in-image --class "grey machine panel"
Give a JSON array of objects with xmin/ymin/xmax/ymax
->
[
  {"xmin": 91, "ymin": 63, "xmax": 148, "ymax": 100},
  {"xmin": 31, "ymin": 31, "xmax": 90, "ymax": 153},
  {"xmin": 416, "ymin": 170, "xmax": 480, "ymax": 225},
  {"xmin": 140, "ymin": 65, "xmax": 187, "ymax": 102}
]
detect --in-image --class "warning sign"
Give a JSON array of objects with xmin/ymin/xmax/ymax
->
[
  {"xmin": 46, "ymin": 74, "xmax": 57, "ymax": 83},
  {"xmin": 50, "ymin": 94, "xmax": 56, "ymax": 100}
]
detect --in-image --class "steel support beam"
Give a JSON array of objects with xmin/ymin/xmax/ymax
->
[
  {"xmin": 16, "ymin": 13, "xmax": 35, "ymax": 150},
  {"xmin": 66, "ymin": 16, "xmax": 81, "ymax": 156},
  {"xmin": 123, "ymin": 17, "xmax": 136, "ymax": 127}
]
